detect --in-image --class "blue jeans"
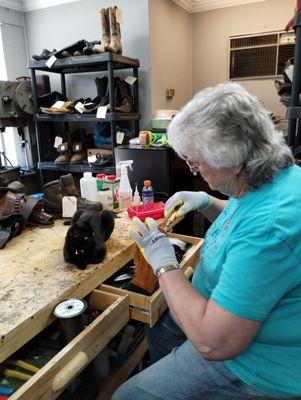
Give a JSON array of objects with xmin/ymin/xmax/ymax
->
[{"xmin": 112, "ymin": 311, "xmax": 266, "ymax": 400}]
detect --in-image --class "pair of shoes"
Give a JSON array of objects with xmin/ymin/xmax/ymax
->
[
  {"xmin": 54, "ymin": 129, "xmax": 87, "ymax": 165},
  {"xmin": 54, "ymin": 40, "xmax": 101, "ymax": 59},
  {"xmin": 32, "ymin": 48, "xmax": 57, "ymax": 61},
  {"xmin": 94, "ymin": 76, "xmax": 133, "ymax": 112},
  {"xmin": 93, "ymin": 7, "xmax": 122, "ymax": 54},
  {"xmin": 43, "ymin": 173, "xmax": 100, "ymax": 217}
]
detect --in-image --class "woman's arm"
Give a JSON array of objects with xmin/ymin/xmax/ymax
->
[
  {"xmin": 202, "ymin": 196, "xmax": 228, "ymax": 223},
  {"xmin": 159, "ymin": 269, "xmax": 261, "ymax": 361}
]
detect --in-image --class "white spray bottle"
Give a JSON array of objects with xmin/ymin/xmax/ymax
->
[{"xmin": 116, "ymin": 160, "xmax": 133, "ymax": 211}]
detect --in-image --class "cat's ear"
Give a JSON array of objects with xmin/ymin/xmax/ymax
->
[
  {"xmin": 100, "ymin": 210, "xmax": 115, "ymax": 241},
  {"xmin": 71, "ymin": 209, "xmax": 85, "ymax": 224}
]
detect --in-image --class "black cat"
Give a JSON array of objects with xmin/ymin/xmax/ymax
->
[{"xmin": 63, "ymin": 205, "xmax": 115, "ymax": 269}]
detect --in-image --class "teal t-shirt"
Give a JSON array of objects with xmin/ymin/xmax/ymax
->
[{"xmin": 192, "ymin": 165, "xmax": 301, "ymax": 398}]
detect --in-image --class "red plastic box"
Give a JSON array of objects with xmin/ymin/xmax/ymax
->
[{"xmin": 127, "ymin": 202, "xmax": 165, "ymax": 221}]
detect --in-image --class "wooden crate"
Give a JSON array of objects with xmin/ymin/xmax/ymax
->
[
  {"xmin": 9, "ymin": 290, "xmax": 129, "ymax": 400},
  {"xmin": 100, "ymin": 233, "xmax": 203, "ymax": 327}
]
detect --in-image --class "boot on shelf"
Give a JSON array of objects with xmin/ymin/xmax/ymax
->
[
  {"xmin": 115, "ymin": 78, "xmax": 133, "ymax": 113},
  {"xmin": 107, "ymin": 6, "xmax": 122, "ymax": 55},
  {"xmin": 70, "ymin": 129, "xmax": 86, "ymax": 164},
  {"xmin": 93, "ymin": 8, "xmax": 110, "ymax": 53},
  {"xmin": 54, "ymin": 132, "xmax": 72, "ymax": 165},
  {"xmin": 95, "ymin": 76, "xmax": 108, "ymax": 104}
]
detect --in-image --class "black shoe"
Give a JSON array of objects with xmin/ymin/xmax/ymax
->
[
  {"xmin": 38, "ymin": 91, "xmax": 68, "ymax": 108},
  {"xmin": 32, "ymin": 48, "xmax": 57, "ymax": 61}
]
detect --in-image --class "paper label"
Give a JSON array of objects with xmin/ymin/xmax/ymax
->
[
  {"xmin": 116, "ymin": 131, "xmax": 124, "ymax": 144},
  {"xmin": 125, "ymin": 76, "xmax": 137, "ymax": 85},
  {"xmin": 46, "ymin": 55, "xmax": 57, "ymax": 68},
  {"xmin": 54, "ymin": 136, "xmax": 63, "ymax": 148},
  {"xmin": 60, "ymin": 144, "xmax": 66, "ymax": 151},
  {"xmin": 52, "ymin": 100, "xmax": 65, "ymax": 109},
  {"xmin": 88, "ymin": 154, "xmax": 97, "ymax": 163},
  {"xmin": 62, "ymin": 196, "xmax": 77, "ymax": 218},
  {"xmin": 116, "ymin": 8, "xmax": 123, "ymax": 23},
  {"xmin": 74, "ymin": 144, "xmax": 80, "ymax": 151},
  {"xmin": 96, "ymin": 106, "xmax": 108, "ymax": 119},
  {"xmin": 75, "ymin": 102, "xmax": 85, "ymax": 114},
  {"xmin": 285, "ymin": 64, "xmax": 294, "ymax": 82}
]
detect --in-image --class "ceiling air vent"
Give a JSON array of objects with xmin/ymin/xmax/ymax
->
[{"xmin": 229, "ymin": 31, "xmax": 295, "ymax": 80}]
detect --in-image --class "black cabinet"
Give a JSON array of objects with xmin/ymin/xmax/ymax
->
[{"xmin": 114, "ymin": 145, "xmax": 193, "ymax": 198}]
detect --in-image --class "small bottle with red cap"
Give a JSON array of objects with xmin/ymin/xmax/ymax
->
[{"xmin": 142, "ymin": 180, "xmax": 154, "ymax": 205}]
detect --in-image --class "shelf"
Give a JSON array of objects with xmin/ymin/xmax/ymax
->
[
  {"xmin": 34, "ymin": 112, "xmax": 140, "ymax": 122},
  {"xmin": 96, "ymin": 337, "xmax": 148, "ymax": 400},
  {"xmin": 28, "ymin": 53, "xmax": 140, "ymax": 74},
  {"xmin": 38, "ymin": 161, "xmax": 115, "ymax": 175}
]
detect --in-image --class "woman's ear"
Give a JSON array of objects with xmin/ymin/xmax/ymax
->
[{"xmin": 231, "ymin": 164, "xmax": 244, "ymax": 178}]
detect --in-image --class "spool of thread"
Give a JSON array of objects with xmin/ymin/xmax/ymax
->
[{"xmin": 53, "ymin": 298, "xmax": 87, "ymax": 343}]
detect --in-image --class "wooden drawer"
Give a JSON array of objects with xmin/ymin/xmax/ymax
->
[
  {"xmin": 100, "ymin": 233, "xmax": 203, "ymax": 327},
  {"xmin": 9, "ymin": 290, "xmax": 129, "ymax": 400}
]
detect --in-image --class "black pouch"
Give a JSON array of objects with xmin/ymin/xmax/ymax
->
[{"xmin": 0, "ymin": 213, "xmax": 25, "ymax": 249}]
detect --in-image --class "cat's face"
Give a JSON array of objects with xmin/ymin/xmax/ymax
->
[{"xmin": 69, "ymin": 223, "xmax": 96, "ymax": 259}]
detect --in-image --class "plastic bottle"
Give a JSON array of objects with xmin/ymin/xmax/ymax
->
[
  {"xmin": 118, "ymin": 164, "xmax": 133, "ymax": 211},
  {"xmin": 80, "ymin": 172, "xmax": 98, "ymax": 202},
  {"xmin": 133, "ymin": 182, "xmax": 141, "ymax": 206},
  {"xmin": 96, "ymin": 173, "xmax": 106, "ymax": 191},
  {"xmin": 142, "ymin": 180, "xmax": 154, "ymax": 205},
  {"xmin": 105, "ymin": 175, "xmax": 120, "ymax": 211},
  {"xmin": 97, "ymin": 188, "xmax": 113, "ymax": 210}
]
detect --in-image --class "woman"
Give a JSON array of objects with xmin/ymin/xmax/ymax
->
[{"xmin": 113, "ymin": 82, "xmax": 301, "ymax": 399}]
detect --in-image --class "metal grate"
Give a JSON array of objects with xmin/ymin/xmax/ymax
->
[
  {"xmin": 230, "ymin": 34, "xmax": 278, "ymax": 49},
  {"xmin": 229, "ymin": 31, "xmax": 295, "ymax": 80}
]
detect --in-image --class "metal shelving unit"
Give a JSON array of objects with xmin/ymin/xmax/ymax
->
[{"xmin": 28, "ymin": 52, "xmax": 140, "ymax": 184}]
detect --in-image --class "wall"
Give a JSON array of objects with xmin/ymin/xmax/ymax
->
[
  {"xmin": 0, "ymin": 6, "xmax": 32, "ymax": 168},
  {"xmin": 24, "ymin": 0, "xmax": 151, "ymax": 128},
  {"xmin": 149, "ymin": 0, "xmax": 192, "ymax": 113},
  {"xmin": 192, "ymin": 0, "xmax": 294, "ymax": 118}
]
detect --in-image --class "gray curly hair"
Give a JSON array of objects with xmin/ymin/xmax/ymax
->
[{"xmin": 167, "ymin": 82, "xmax": 294, "ymax": 189}]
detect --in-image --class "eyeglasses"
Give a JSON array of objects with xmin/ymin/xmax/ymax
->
[{"xmin": 185, "ymin": 159, "xmax": 201, "ymax": 176}]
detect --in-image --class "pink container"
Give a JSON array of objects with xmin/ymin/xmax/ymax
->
[{"xmin": 127, "ymin": 202, "xmax": 165, "ymax": 221}]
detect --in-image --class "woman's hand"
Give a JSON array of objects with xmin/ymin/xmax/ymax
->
[
  {"xmin": 130, "ymin": 217, "xmax": 178, "ymax": 275},
  {"xmin": 164, "ymin": 191, "xmax": 212, "ymax": 218}
]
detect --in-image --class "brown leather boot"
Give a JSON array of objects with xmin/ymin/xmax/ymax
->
[
  {"xmin": 43, "ymin": 173, "xmax": 102, "ymax": 216},
  {"xmin": 107, "ymin": 7, "xmax": 122, "ymax": 55},
  {"xmin": 70, "ymin": 142, "xmax": 86, "ymax": 164},
  {"xmin": 93, "ymin": 8, "xmax": 110, "ymax": 53},
  {"xmin": 55, "ymin": 142, "xmax": 72, "ymax": 165}
]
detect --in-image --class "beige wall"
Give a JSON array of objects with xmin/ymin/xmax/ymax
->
[
  {"xmin": 192, "ymin": 0, "xmax": 294, "ymax": 118},
  {"xmin": 149, "ymin": 0, "xmax": 192, "ymax": 113}
]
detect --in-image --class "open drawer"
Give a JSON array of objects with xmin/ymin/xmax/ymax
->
[
  {"xmin": 9, "ymin": 290, "xmax": 129, "ymax": 400},
  {"xmin": 100, "ymin": 233, "xmax": 203, "ymax": 327}
]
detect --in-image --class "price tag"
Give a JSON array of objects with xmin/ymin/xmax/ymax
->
[
  {"xmin": 75, "ymin": 102, "xmax": 85, "ymax": 114},
  {"xmin": 62, "ymin": 196, "xmax": 77, "ymax": 218},
  {"xmin": 60, "ymin": 144, "xmax": 66, "ymax": 151},
  {"xmin": 74, "ymin": 144, "xmax": 80, "ymax": 151},
  {"xmin": 116, "ymin": 8, "xmax": 123, "ymax": 23},
  {"xmin": 52, "ymin": 100, "xmax": 65, "ymax": 109},
  {"xmin": 46, "ymin": 55, "xmax": 57, "ymax": 68},
  {"xmin": 88, "ymin": 155, "xmax": 97, "ymax": 163},
  {"xmin": 285, "ymin": 65, "xmax": 294, "ymax": 82},
  {"xmin": 54, "ymin": 136, "xmax": 63, "ymax": 148},
  {"xmin": 125, "ymin": 76, "xmax": 137, "ymax": 85},
  {"xmin": 116, "ymin": 131, "xmax": 124, "ymax": 144},
  {"xmin": 96, "ymin": 106, "xmax": 108, "ymax": 119}
]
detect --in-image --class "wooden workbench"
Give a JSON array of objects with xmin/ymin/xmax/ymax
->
[{"xmin": 0, "ymin": 214, "xmax": 135, "ymax": 364}]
